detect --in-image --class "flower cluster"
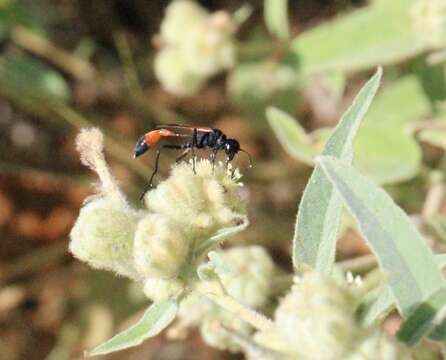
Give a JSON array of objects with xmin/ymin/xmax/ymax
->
[
  {"xmin": 411, "ymin": 0, "xmax": 446, "ymax": 48},
  {"xmin": 69, "ymin": 128, "xmax": 247, "ymax": 302},
  {"xmin": 254, "ymin": 272, "xmax": 411, "ymax": 360},
  {"xmin": 170, "ymin": 246, "xmax": 277, "ymax": 352},
  {"xmin": 154, "ymin": 0, "xmax": 237, "ymax": 95}
]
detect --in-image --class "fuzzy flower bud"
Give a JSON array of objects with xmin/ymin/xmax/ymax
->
[
  {"xmin": 411, "ymin": 0, "xmax": 446, "ymax": 48},
  {"xmin": 144, "ymin": 160, "xmax": 246, "ymax": 242},
  {"xmin": 153, "ymin": 47, "xmax": 205, "ymax": 96},
  {"xmin": 255, "ymin": 272, "xmax": 358, "ymax": 360},
  {"xmin": 69, "ymin": 128, "xmax": 140, "ymax": 280},
  {"xmin": 160, "ymin": 0, "xmax": 209, "ymax": 46},
  {"xmin": 133, "ymin": 213, "xmax": 190, "ymax": 279},
  {"xmin": 181, "ymin": 12, "xmax": 236, "ymax": 77},
  {"xmin": 216, "ymin": 246, "xmax": 275, "ymax": 308},
  {"xmin": 346, "ymin": 328, "xmax": 412, "ymax": 360},
  {"xmin": 172, "ymin": 246, "xmax": 276, "ymax": 352},
  {"xmin": 155, "ymin": 1, "xmax": 237, "ymax": 96},
  {"xmin": 142, "ymin": 277, "xmax": 185, "ymax": 303}
]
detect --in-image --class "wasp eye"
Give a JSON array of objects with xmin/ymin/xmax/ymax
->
[{"xmin": 134, "ymin": 138, "xmax": 149, "ymax": 158}]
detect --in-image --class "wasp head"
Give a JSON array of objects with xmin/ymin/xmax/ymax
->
[{"xmin": 224, "ymin": 139, "xmax": 240, "ymax": 161}]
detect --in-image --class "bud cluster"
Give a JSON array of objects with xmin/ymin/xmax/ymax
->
[
  {"xmin": 69, "ymin": 128, "xmax": 247, "ymax": 302},
  {"xmin": 154, "ymin": 0, "xmax": 237, "ymax": 95},
  {"xmin": 254, "ymin": 272, "xmax": 411, "ymax": 360},
  {"xmin": 171, "ymin": 246, "xmax": 277, "ymax": 352}
]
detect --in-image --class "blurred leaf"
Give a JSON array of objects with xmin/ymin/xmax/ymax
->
[
  {"xmin": 360, "ymin": 254, "xmax": 446, "ymax": 327},
  {"xmin": 266, "ymin": 107, "xmax": 316, "ymax": 165},
  {"xmin": 0, "ymin": 55, "xmax": 70, "ymax": 102},
  {"xmin": 317, "ymin": 156, "xmax": 445, "ymax": 318},
  {"xmin": 359, "ymin": 285, "xmax": 395, "ymax": 326},
  {"xmin": 264, "ymin": 0, "xmax": 289, "ymax": 39},
  {"xmin": 228, "ymin": 61, "xmax": 300, "ymax": 126},
  {"xmin": 290, "ymin": 0, "xmax": 424, "ymax": 75},
  {"xmin": 0, "ymin": 2, "xmax": 42, "ymax": 41},
  {"xmin": 354, "ymin": 126, "xmax": 421, "ymax": 184},
  {"xmin": 419, "ymin": 128, "xmax": 446, "ymax": 149},
  {"xmin": 87, "ymin": 300, "xmax": 178, "ymax": 356},
  {"xmin": 315, "ymin": 126, "xmax": 421, "ymax": 184},
  {"xmin": 293, "ymin": 68, "xmax": 381, "ymax": 273},
  {"xmin": 363, "ymin": 75, "xmax": 431, "ymax": 128},
  {"xmin": 397, "ymin": 287, "xmax": 446, "ymax": 345}
]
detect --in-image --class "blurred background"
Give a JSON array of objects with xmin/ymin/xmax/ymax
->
[{"xmin": 1, "ymin": 0, "xmax": 446, "ymax": 359}]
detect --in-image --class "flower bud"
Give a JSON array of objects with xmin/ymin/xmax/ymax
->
[
  {"xmin": 255, "ymin": 272, "xmax": 358, "ymax": 359},
  {"xmin": 181, "ymin": 12, "xmax": 236, "ymax": 77},
  {"xmin": 69, "ymin": 197, "xmax": 140, "ymax": 280},
  {"xmin": 216, "ymin": 246, "xmax": 275, "ymax": 308},
  {"xmin": 143, "ymin": 277, "xmax": 185, "ymax": 303},
  {"xmin": 200, "ymin": 316, "xmax": 252, "ymax": 352},
  {"xmin": 411, "ymin": 0, "xmax": 446, "ymax": 48},
  {"xmin": 133, "ymin": 213, "xmax": 190, "ymax": 279},
  {"xmin": 154, "ymin": 47, "xmax": 205, "ymax": 96},
  {"xmin": 69, "ymin": 128, "xmax": 140, "ymax": 280},
  {"xmin": 173, "ymin": 246, "xmax": 276, "ymax": 352},
  {"xmin": 160, "ymin": 0, "xmax": 209, "ymax": 46},
  {"xmin": 346, "ymin": 328, "xmax": 412, "ymax": 360},
  {"xmin": 144, "ymin": 160, "xmax": 246, "ymax": 243}
]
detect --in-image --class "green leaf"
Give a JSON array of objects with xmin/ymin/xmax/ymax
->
[
  {"xmin": 363, "ymin": 75, "xmax": 431, "ymax": 128},
  {"xmin": 354, "ymin": 126, "xmax": 421, "ymax": 184},
  {"xmin": 264, "ymin": 0, "xmax": 289, "ymax": 40},
  {"xmin": 293, "ymin": 67, "xmax": 382, "ymax": 273},
  {"xmin": 360, "ymin": 254, "xmax": 446, "ymax": 327},
  {"xmin": 87, "ymin": 301, "xmax": 178, "ymax": 356},
  {"xmin": 227, "ymin": 62, "xmax": 300, "ymax": 125},
  {"xmin": 194, "ymin": 217, "xmax": 249, "ymax": 258},
  {"xmin": 266, "ymin": 107, "xmax": 316, "ymax": 165},
  {"xmin": 317, "ymin": 156, "xmax": 445, "ymax": 316},
  {"xmin": 0, "ymin": 55, "xmax": 70, "ymax": 102},
  {"xmin": 290, "ymin": 0, "xmax": 425, "ymax": 75},
  {"xmin": 397, "ymin": 287, "xmax": 446, "ymax": 345}
]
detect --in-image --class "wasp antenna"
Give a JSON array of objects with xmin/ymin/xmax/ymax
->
[{"xmin": 240, "ymin": 148, "xmax": 253, "ymax": 168}]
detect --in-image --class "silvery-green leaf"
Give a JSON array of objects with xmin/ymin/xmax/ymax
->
[
  {"xmin": 267, "ymin": 107, "xmax": 316, "ymax": 165},
  {"xmin": 397, "ymin": 288, "xmax": 446, "ymax": 345},
  {"xmin": 293, "ymin": 68, "xmax": 382, "ymax": 273},
  {"xmin": 317, "ymin": 156, "xmax": 445, "ymax": 317},
  {"xmin": 291, "ymin": 0, "xmax": 424, "ymax": 75},
  {"xmin": 361, "ymin": 254, "xmax": 446, "ymax": 327},
  {"xmin": 87, "ymin": 301, "xmax": 178, "ymax": 356}
]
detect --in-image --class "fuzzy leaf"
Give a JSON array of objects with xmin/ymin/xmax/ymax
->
[
  {"xmin": 317, "ymin": 156, "xmax": 445, "ymax": 317},
  {"xmin": 88, "ymin": 301, "xmax": 178, "ymax": 356},
  {"xmin": 293, "ymin": 67, "xmax": 382, "ymax": 273},
  {"xmin": 290, "ymin": 0, "xmax": 424, "ymax": 75},
  {"xmin": 361, "ymin": 254, "xmax": 446, "ymax": 327},
  {"xmin": 267, "ymin": 107, "xmax": 316, "ymax": 165},
  {"xmin": 397, "ymin": 287, "xmax": 446, "ymax": 345}
]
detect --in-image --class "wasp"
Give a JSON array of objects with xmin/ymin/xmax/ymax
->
[{"xmin": 134, "ymin": 124, "xmax": 252, "ymax": 198}]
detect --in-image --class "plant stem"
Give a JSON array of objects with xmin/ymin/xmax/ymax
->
[
  {"xmin": 11, "ymin": 26, "xmax": 96, "ymax": 81},
  {"xmin": 198, "ymin": 287, "xmax": 274, "ymax": 332}
]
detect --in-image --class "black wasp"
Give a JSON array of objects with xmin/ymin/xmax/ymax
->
[{"xmin": 134, "ymin": 124, "xmax": 252, "ymax": 199}]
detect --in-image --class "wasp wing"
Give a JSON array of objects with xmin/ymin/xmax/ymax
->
[{"xmin": 155, "ymin": 124, "xmax": 214, "ymax": 133}]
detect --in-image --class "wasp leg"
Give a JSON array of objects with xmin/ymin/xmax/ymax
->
[
  {"xmin": 210, "ymin": 149, "xmax": 218, "ymax": 172},
  {"xmin": 140, "ymin": 149, "xmax": 162, "ymax": 200},
  {"xmin": 175, "ymin": 148, "xmax": 191, "ymax": 163},
  {"xmin": 139, "ymin": 144, "xmax": 185, "ymax": 201},
  {"xmin": 191, "ymin": 128, "xmax": 198, "ymax": 174}
]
